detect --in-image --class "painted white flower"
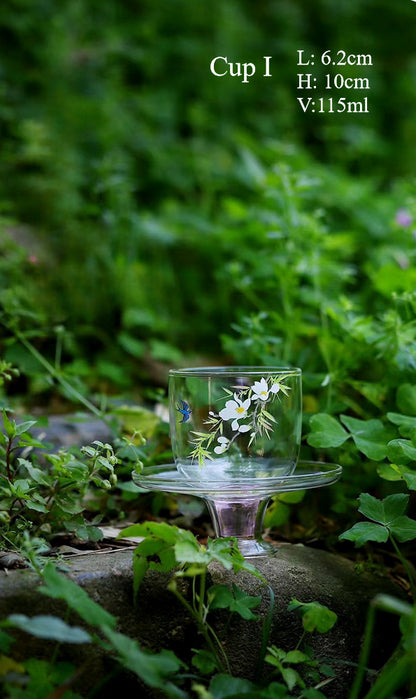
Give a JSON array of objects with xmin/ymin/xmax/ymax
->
[
  {"xmin": 214, "ymin": 436, "xmax": 230, "ymax": 454},
  {"xmin": 219, "ymin": 393, "xmax": 251, "ymax": 431},
  {"xmin": 252, "ymin": 377, "xmax": 281, "ymax": 401},
  {"xmin": 252, "ymin": 377, "xmax": 270, "ymax": 401}
]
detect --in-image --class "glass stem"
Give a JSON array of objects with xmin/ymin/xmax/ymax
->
[{"xmin": 205, "ymin": 497, "xmax": 270, "ymax": 541}]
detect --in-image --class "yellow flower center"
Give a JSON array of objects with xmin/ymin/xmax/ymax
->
[
  {"xmin": 261, "ymin": 391, "xmax": 267, "ymax": 396},
  {"xmin": 236, "ymin": 406, "xmax": 245, "ymax": 414}
]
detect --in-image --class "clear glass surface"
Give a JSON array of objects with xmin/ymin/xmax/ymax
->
[
  {"xmin": 133, "ymin": 461, "xmax": 342, "ymax": 557},
  {"xmin": 169, "ymin": 366, "xmax": 302, "ymax": 481}
]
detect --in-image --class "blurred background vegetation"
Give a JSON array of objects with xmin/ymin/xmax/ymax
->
[{"xmin": 0, "ymin": 0, "xmax": 416, "ymax": 412}]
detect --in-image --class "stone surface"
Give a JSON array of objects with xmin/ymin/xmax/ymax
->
[{"xmin": 0, "ymin": 544, "xmax": 404, "ymax": 698}]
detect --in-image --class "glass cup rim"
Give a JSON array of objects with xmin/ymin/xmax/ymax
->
[{"xmin": 169, "ymin": 365, "xmax": 301, "ymax": 377}]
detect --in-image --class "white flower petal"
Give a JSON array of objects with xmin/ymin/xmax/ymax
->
[
  {"xmin": 238, "ymin": 423, "xmax": 250, "ymax": 433},
  {"xmin": 252, "ymin": 378, "xmax": 269, "ymax": 401},
  {"xmin": 270, "ymin": 382, "xmax": 280, "ymax": 394},
  {"xmin": 231, "ymin": 419, "xmax": 240, "ymax": 431}
]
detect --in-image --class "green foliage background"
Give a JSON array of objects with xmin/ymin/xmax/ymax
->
[{"xmin": 1, "ymin": 0, "xmax": 416, "ymax": 416}]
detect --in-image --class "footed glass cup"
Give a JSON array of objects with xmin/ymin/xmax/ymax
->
[{"xmin": 169, "ymin": 366, "xmax": 302, "ymax": 481}]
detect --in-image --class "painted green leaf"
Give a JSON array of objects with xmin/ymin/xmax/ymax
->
[
  {"xmin": 389, "ymin": 516, "xmax": 416, "ymax": 542},
  {"xmin": 339, "ymin": 522, "xmax": 389, "ymax": 547},
  {"xmin": 358, "ymin": 492, "xmax": 409, "ymax": 524},
  {"xmin": 7, "ymin": 614, "xmax": 91, "ymax": 644},
  {"xmin": 340, "ymin": 415, "xmax": 391, "ymax": 461},
  {"xmin": 307, "ymin": 414, "xmax": 350, "ymax": 448}
]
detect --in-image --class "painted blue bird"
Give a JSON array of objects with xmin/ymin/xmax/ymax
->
[{"xmin": 176, "ymin": 400, "xmax": 192, "ymax": 423}]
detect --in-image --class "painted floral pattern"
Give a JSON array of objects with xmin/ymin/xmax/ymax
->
[{"xmin": 187, "ymin": 375, "xmax": 291, "ymax": 465}]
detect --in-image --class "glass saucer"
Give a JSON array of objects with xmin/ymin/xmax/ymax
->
[{"xmin": 133, "ymin": 461, "xmax": 342, "ymax": 557}]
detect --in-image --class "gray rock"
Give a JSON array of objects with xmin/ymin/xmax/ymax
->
[
  {"xmin": 0, "ymin": 544, "xmax": 403, "ymax": 698},
  {"xmin": 30, "ymin": 414, "xmax": 114, "ymax": 450}
]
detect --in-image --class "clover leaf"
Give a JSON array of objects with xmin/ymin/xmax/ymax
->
[{"xmin": 339, "ymin": 493, "xmax": 416, "ymax": 547}]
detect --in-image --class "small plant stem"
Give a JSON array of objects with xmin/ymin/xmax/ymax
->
[
  {"xmin": 198, "ymin": 570, "xmax": 206, "ymax": 620},
  {"xmin": 169, "ymin": 581, "xmax": 231, "ymax": 674},
  {"xmin": 348, "ymin": 602, "xmax": 376, "ymax": 699},
  {"xmin": 294, "ymin": 630, "xmax": 306, "ymax": 651},
  {"xmin": 255, "ymin": 585, "xmax": 275, "ymax": 682},
  {"xmin": 11, "ymin": 327, "xmax": 103, "ymax": 419},
  {"xmin": 5, "ymin": 437, "xmax": 14, "ymax": 483},
  {"xmin": 389, "ymin": 533, "xmax": 416, "ymax": 600}
]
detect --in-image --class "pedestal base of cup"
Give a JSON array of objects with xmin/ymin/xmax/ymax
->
[
  {"xmin": 234, "ymin": 537, "xmax": 278, "ymax": 558},
  {"xmin": 204, "ymin": 497, "xmax": 274, "ymax": 557},
  {"xmin": 132, "ymin": 462, "xmax": 343, "ymax": 559}
]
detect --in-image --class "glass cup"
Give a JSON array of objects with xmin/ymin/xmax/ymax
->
[{"xmin": 169, "ymin": 366, "xmax": 302, "ymax": 481}]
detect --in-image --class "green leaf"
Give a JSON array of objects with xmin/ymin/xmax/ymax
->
[
  {"xmin": 191, "ymin": 648, "xmax": 218, "ymax": 675},
  {"xmin": 301, "ymin": 690, "xmax": 329, "ymax": 699},
  {"xmin": 39, "ymin": 563, "xmax": 117, "ymax": 629},
  {"xmin": 26, "ymin": 499, "xmax": 48, "ymax": 513},
  {"xmin": 377, "ymin": 462, "xmax": 416, "ymax": 490},
  {"xmin": 339, "ymin": 522, "xmax": 389, "ymax": 547},
  {"xmin": 284, "ymin": 650, "xmax": 310, "ymax": 664},
  {"xmin": 118, "ymin": 521, "xmax": 179, "ymax": 545},
  {"xmin": 14, "ymin": 420, "xmax": 38, "ymax": 436},
  {"xmin": 281, "ymin": 666, "xmax": 303, "ymax": 691},
  {"xmin": 402, "ymin": 470, "xmax": 416, "ymax": 490},
  {"xmin": 18, "ymin": 459, "xmax": 50, "ymax": 485},
  {"xmin": 132, "ymin": 553, "xmax": 149, "ymax": 600},
  {"xmin": 340, "ymin": 415, "xmax": 391, "ymax": 461},
  {"xmin": 209, "ymin": 674, "xmax": 255, "ymax": 698},
  {"xmin": 208, "ymin": 583, "xmax": 261, "ymax": 620},
  {"xmin": 277, "ymin": 490, "xmax": 305, "ymax": 504},
  {"xmin": 288, "ymin": 599, "xmax": 337, "ymax": 632},
  {"xmin": 174, "ymin": 537, "xmax": 210, "ymax": 565},
  {"xmin": 0, "ymin": 629, "xmax": 14, "ymax": 654},
  {"xmin": 387, "ymin": 412, "xmax": 416, "ymax": 438},
  {"xmin": 54, "ymin": 494, "xmax": 84, "ymax": 515},
  {"xmin": 389, "ymin": 516, "xmax": 416, "ymax": 542},
  {"xmin": 397, "ymin": 384, "xmax": 416, "ymax": 416},
  {"xmin": 377, "ymin": 462, "xmax": 404, "ymax": 482},
  {"xmin": 387, "ymin": 439, "xmax": 416, "ymax": 465},
  {"xmin": 208, "ymin": 584, "xmax": 234, "ymax": 610},
  {"xmin": 102, "ymin": 625, "xmax": 185, "ymax": 696},
  {"xmin": 264, "ymin": 501, "xmax": 291, "ymax": 528},
  {"xmin": 307, "ymin": 413, "xmax": 350, "ymax": 448},
  {"xmin": 358, "ymin": 492, "xmax": 409, "ymax": 524},
  {"xmin": 229, "ymin": 583, "xmax": 261, "ymax": 620},
  {"xmin": 2, "ymin": 410, "xmax": 15, "ymax": 437},
  {"xmin": 7, "ymin": 614, "xmax": 91, "ymax": 644}
]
